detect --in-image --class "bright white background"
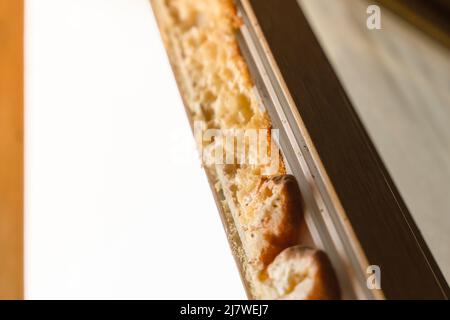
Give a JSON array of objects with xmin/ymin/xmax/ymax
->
[{"xmin": 25, "ymin": 0, "xmax": 245, "ymax": 299}]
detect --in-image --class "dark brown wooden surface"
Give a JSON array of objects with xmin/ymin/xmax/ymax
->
[
  {"xmin": 300, "ymin": 0, "xmax": 450, "ymax": 291},
  {"xmin": 0, "ymin": 0, "xmax": 24, "ymax": 299},
  {"xmin": 247, "ymin": 0, "xmax": 449, "ymax": 299}
]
